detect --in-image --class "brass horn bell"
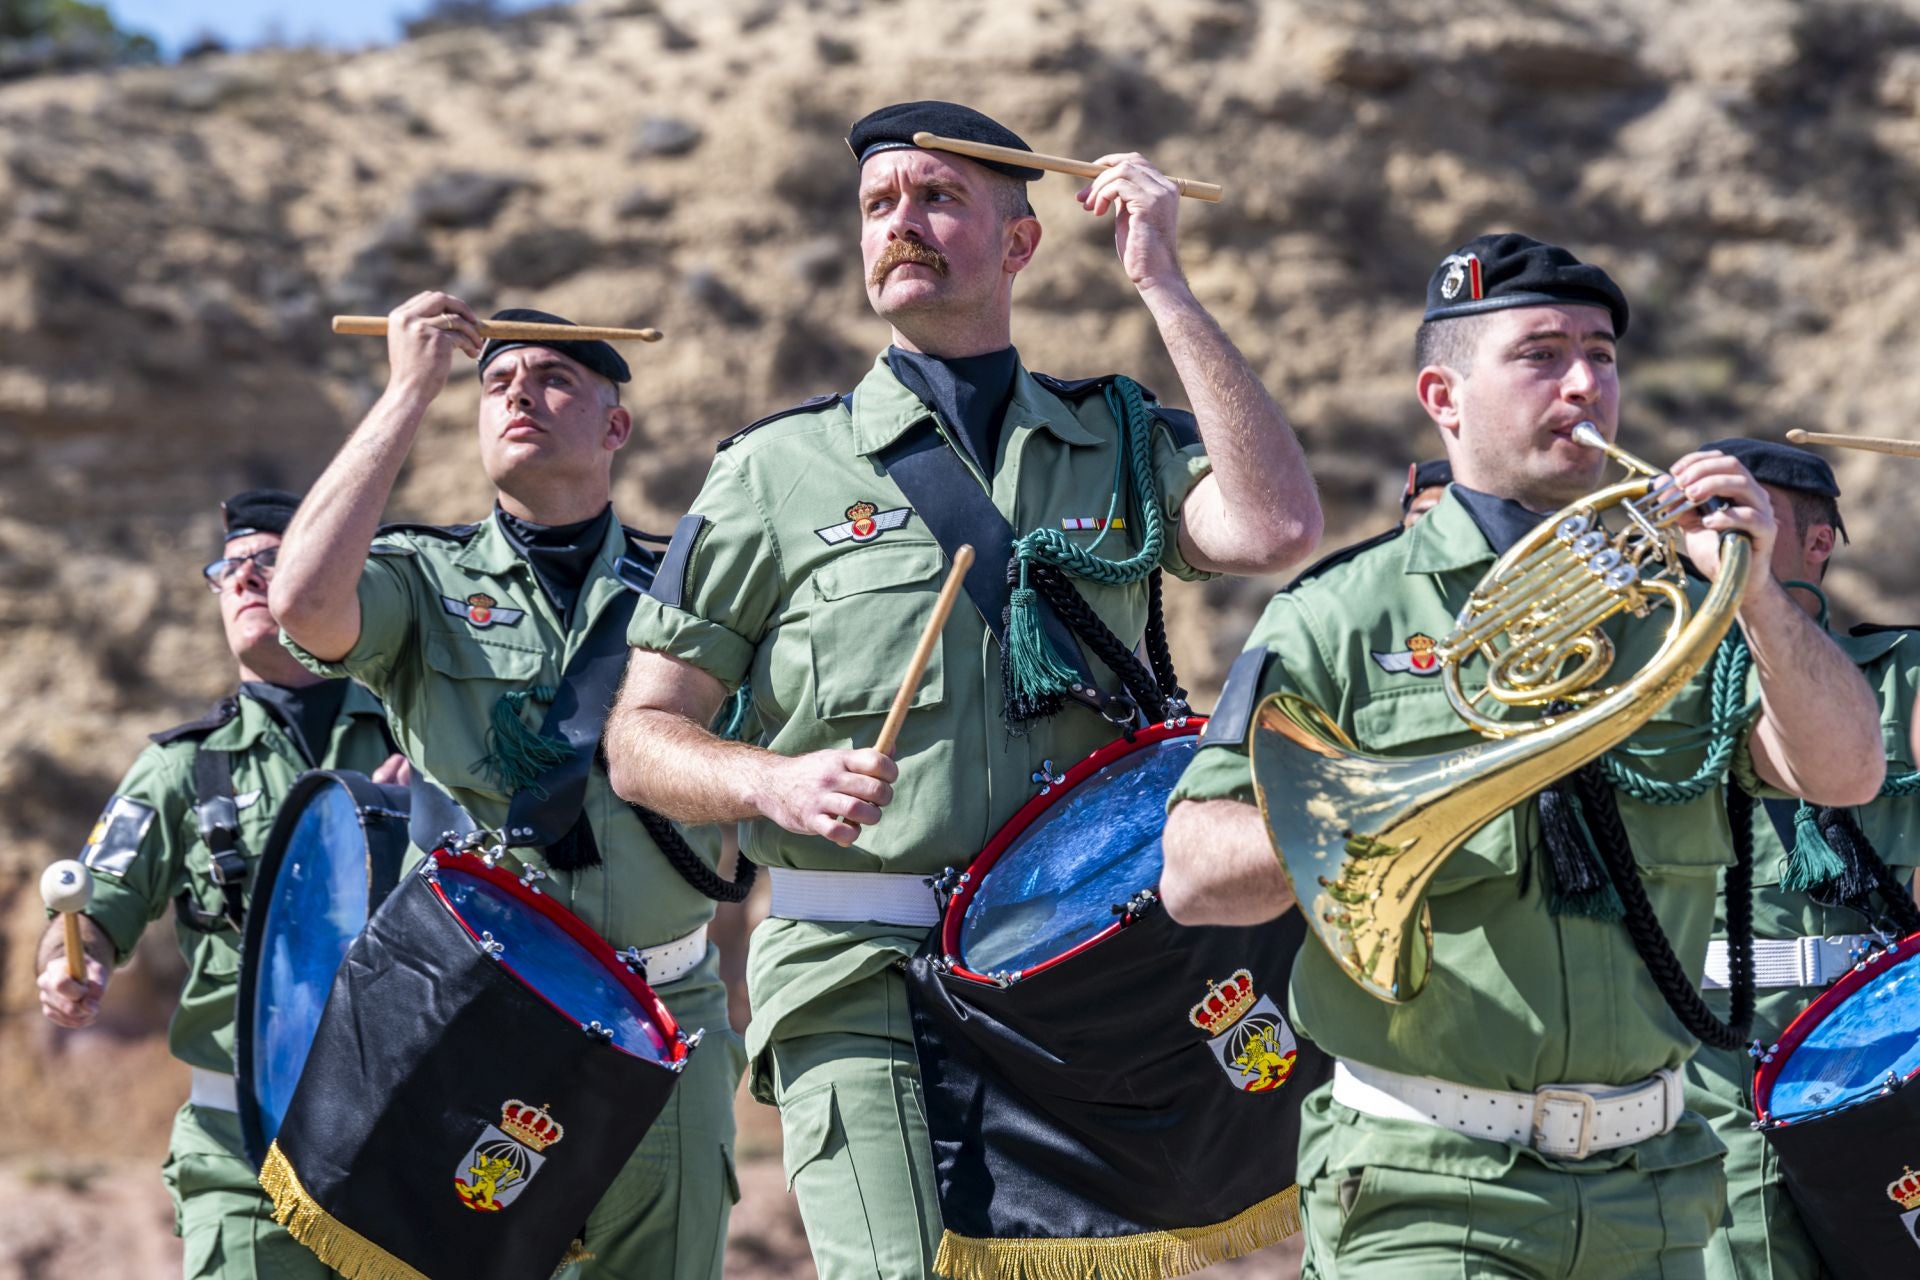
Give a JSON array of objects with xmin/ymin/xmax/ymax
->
[{"xmin": 1250, "ymin": 425, "xmax": 1750, "ymax": 1003}]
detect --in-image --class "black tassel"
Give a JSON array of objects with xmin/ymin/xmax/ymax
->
[
  {"xmin": 1535, "ymin": 771, "xmax": 1624, "ymax": 920},
  {"xmin": 542, "ymin": 810, "xmax": 603, "ymax": 871},
  {"xmin": 1814, "ymin": 806, "xmax": 1920, "ymax": 935}
]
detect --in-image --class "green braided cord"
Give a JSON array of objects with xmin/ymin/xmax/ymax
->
[
  {"xmin": 1881, "ymin": 770, "xmax": 1920, "ymax": 797},
  {"xmin": 714, "ymin": 680, "xmax": 755, "ymax": 742},
  {"xmin": 480, "ymin": 686, "xmax": 572, "ymax": 793},
  {"xmin": 1600, "ymin": 629, "xmax": 1753, "ymax": 805},
  {"xmin": 1003, "ymin": 376, "xmax": 1166, "ymax": 708},
  {"xmin": 1781, "ymin": 801, "xmax": 1845, "ymax": 892}
]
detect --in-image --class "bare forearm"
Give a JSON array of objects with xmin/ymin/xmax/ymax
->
[
  {"xmin": 37, "ymin": 913, "xmax": 112, "ymax": 971},
  {"xmin": 1744, "ymin": 578, "xmax": 1884, "ymax": 804},
  {"xmin": 1158, "ymin": 798, "xmax": 1296, "ymax": 926},
  {"xmin": 1142, "ymin": 280, "xmax": 1321, "ymax": 574},
  {"xmin": 272, "ymin": 388, "xmax": 431, "ymax": 658},
  {"xmin": 606, "ymin": 706, "xmax": 774, "ymax": 824}
]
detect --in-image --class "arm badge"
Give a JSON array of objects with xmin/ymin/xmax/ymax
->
[{"xmin": 80, "ymin": 795, "xmax": 157, "ymax": 877}]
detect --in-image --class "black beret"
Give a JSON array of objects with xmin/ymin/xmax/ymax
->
[
  {"xmin": 222, "ymin": 488, "xmax": 300, "ymax": 543},
  {"xmin": 847, "ymin": 101, "xmax": 1044, "ymax": 182},
  {"xmin": 476, "ymin": 308, "xmax": 630, "ymax": 387},
  {"xmin": 1401, "ymin": 459, "xmax": 1453, "ymax": 512},
  {"xmin": 1701, "ymin": 436, "xmax": 1846, "ymax": 539},
  {"xmin": 1424, "ymin": 233, "xmax": 1630, "ymax": 337}
]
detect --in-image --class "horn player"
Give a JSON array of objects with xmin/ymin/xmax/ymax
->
[{"xmin": 1159, "ymin": 234, "xmax": 1885, "ymax": 1279}]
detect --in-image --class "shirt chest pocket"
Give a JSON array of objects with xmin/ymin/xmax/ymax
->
[
  {"xmin": 808, "ymin": 543, "xmax": 948, "ymax": 721},
  {"xmin": 418, "ymin": 631, "xmax": 550, "ymax": 789}
]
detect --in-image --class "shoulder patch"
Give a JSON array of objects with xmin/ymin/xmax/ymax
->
[
  {"xmin": 1850, "ymin": 623, "xmax": 1920, "ymax": 638},
  {"xmin": 1200, "ymin": 648, "xmax": 1274, "ymax": 749},
  {"xmin": 717, "ymin": 393, "xmax": 846, "ymax": 452},
  {"xmin": 1283, "ymin": 525, "xmax": 1407, "ymax": 593},
  {"xmin": 649, "ymin": 514, "xmax": 708, "ymax": 610},
  {"xmin": 149, "ymin": 697, "xmax": 239, "ymax": 746},
  {"xmin": 80, "ymin": 794, "xmax": 158, "ymax": 877}
]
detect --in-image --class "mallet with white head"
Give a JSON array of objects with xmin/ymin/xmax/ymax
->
[{"xmin": 40, "ymin": 860, "xmax": 94, "ymax": 983}]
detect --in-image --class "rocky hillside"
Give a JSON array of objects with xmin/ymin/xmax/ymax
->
[{"xmin": 6, "ymin": 0, "xmax": 1920, "ymax": 1267}]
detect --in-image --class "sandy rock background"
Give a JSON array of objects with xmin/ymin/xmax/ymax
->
[{"xmin": 6, "ymin": 0, "xmax": 1920, "ymax": 1273}]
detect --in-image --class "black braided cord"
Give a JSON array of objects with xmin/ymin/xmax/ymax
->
[
  {"xmin": 1142, "ymin": 569, "xmax": 1188, "ymax": 713},
  {"xmin": 1573, "ymin": 765, "xmax": 1755, "ymax": 1049},
  {"xmin": 1813, "ymin": 806, "xmax": 1920, "ymax": 935},
  {"xmin": 1027, "ymin": 562, "xmax": 1169, "ymax": 719},
  {"xmin": 626, "ymin": 797, "xmax": 756, "ymax": 905}
]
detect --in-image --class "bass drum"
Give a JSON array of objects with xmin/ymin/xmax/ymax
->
[
  {"xmin": 1755, "ymin": 931, "xmax": 1920, "ymax": 1275},
  {"xmin": 235, "ymin": 769, "xmax": 409, "ymax": 1168}
]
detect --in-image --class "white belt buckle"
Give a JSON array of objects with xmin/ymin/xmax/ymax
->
[{"xmin": 1532, "ymin": 1088, "xmax": 1597, "ymax": 1160}]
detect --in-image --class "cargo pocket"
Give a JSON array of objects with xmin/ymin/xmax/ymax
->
[
  {"xmin": 807, "ymin": 544, "xmax": 949, "ymax": 721},
  {"xmin": 721, "ymin": 1141, "xmax": 742, "ymax": 1205},
  {"xmin": 418, "ymin": 631, "xmax": 550, "ymax": 790},
  {"xmin": 779, "ymin": 1082, "xmax": 842, "ymax": 1191}
]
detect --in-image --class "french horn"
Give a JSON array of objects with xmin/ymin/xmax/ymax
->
[{"xmin": 1250, "ymin": 424, "xmax": 1750, "ymax": 1002}]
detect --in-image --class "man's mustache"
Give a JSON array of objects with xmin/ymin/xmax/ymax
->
[{"xmin": 870, "ymin": 239, "xmax": 950, "ymax": 286}]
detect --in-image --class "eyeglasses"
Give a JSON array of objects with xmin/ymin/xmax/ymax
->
[{"xmin": 203, "ymin": 546, "xmax": 278, "ymax": 593}]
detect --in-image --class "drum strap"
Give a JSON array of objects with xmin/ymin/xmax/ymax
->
[{"xmin": 175, "ymin": 748, "xmax": 249, "ymax": 934}]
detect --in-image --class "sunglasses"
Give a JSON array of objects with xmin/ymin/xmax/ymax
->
[{"xmin": 203, "ymin": 545, "xmax": 278, "ymax": 593}]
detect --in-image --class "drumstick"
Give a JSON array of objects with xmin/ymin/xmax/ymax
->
[
  {"xmin": 40, "ymin": 860, "xmax": 94, "ymax": 983},
  {"xmin": 1784, "ymin": 429, "xmax": 1920, "ymax": 460},
  {"xmin": 331, "ymin": 316, "xmax": 664, "ymax": 343},
  {"xmin": 911, "ymin": 132, "xmax": 1225, "ymax": 203},
  {"xmin": 875, "ymin": 545, "xmax": 975, "ymax": 758}
]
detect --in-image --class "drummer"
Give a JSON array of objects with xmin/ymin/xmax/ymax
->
[
  {"xmin": 35, "ymin": 488, "xmax": 405, "ymax": 1280},
  {"xmin": 271, "ymin": 302, "xmax": 746, "ymax": 1278},
  {"xmin": 1155, "ymin": 235, "xmax": 1887, "ymax": 1277},
  {"xmin": 1682, "ymin": 437, "xmax": 1920, "ymax": 1280},
  {"xmin": 601, "ymin": 100, "xmax": 1321, "ymax": 1276}
]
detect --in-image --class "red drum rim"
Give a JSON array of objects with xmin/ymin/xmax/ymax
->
[
  {"xmin": 937, "ymin": 717, "xmax": 1206, "ymax": 987},
  {"xmin": 428, "ymin": 848, "xmax": 689, "ymax": 1065},
  {"xmin": 1753, "ymin": 929, "xmax": 1920, "ymax": 1124}
]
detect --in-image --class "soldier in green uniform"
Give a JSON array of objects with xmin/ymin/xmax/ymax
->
[
  {"xmin": 36, "ymin": 488, "xmax": 405, "ymax": 1280},
  {"xmin": 271, "ymin": 305, "xmax": 746, "ymax": 1278},
  {"xmin": 1157, "ymin": 233, "xmax": 1889, "ymax": 1279},
  {"xmin": 601, "ymin": 101, "xmax": 1322, "ymax": 1278},
  {"xmin": 1683, "ymin": 437, "xmax": 1920, "ymax": 1280}
]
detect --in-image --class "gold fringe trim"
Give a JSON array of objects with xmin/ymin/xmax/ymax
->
[
  {"xmin": 933, "ymin": 1183, "xmax": 1301, "ymax": 1280},
  {"xmin": 258, "ymin": 1140, "xmax": 432, "ymax": 1280},
  {"xmin": 552, "ymin": 1237, "xmax": 596, "ymax": 1275}
]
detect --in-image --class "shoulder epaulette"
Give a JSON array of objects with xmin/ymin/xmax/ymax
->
[
  {"xmin": 1850, "ymin": 623, "xmax": 1920, "ymax": 637},
  {"xmin": 374, "ymin": 520, "xmax": 482, "ymax": 544},
  {"xmin": 1034, "ymin": 372, "xmax": 1194, "ymax": 445},
  {"xmin": 1283, "ymin": 525, "xmax": 1407, "ymax": 592},
  {"xmin": 717, "ymin": 393, "xmax": 847, "ymax": 452},
  {"xmin": 149, "ymin": 696, "xmax": 240, "ymax": 745}
]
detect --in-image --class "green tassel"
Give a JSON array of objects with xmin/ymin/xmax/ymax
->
[
  {"xmin": 481, "ymin": 686, "xmax": 573, "ymax": 792},
  {"xmin": 1006, "ymin": 583, "xmax": 1080, "ymax": 708},
  {"xmin": 714, "ymin": 681, "xmax": 754, "ymax": 742},
  {"xmin": 1782, "ymin": 801, "xmax": 1845, "ymax": 892}
]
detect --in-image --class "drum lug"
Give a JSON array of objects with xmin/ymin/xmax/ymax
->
[
  {"xmin": 1030, "ymin": 760, "xmax": 1067, "ymax": 795},
  {"xmin": 1747, "ymin": 1039, "xmax": 1779, "ymax": 1064},
  {"xmin": 1111, "ymin": 887, "xmax": 1160, "ymax": 925},
  {"xmin": 583, "ymin": 1020, "xmax": 615, "ymax": 1044},
  {"xmin": 477, "ymin": 930, "xmax": 506, "ymax": 960},
  {"xmin": 928, "ymin": 866, "xmax": 963, "ymax": 910},
  {"xmin": 518, "ymin": 867, "xmax": 548, "ymax": 895},
  {"xmin": 680, "ymin": 1027, "xmax": 705, "ymax": 1056},
  {"xmin": 619, "ymin": 946, "xmax": 650, "ymax": 983}
]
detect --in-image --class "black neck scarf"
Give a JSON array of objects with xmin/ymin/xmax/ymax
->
[
  {"xmin": 497, "ymin": 503, "xmax": 614, "ymax": 626},
  {"xmin": 1450, "ymin": 483, "xmax": 1555, "ymax": 557},
  {"xmin": 886, "ymin": 345, "xmax": 1019, "ymax": 475},
  {"xmin": 241, "ymin": 679, "xmax": 349, "ymax": 767}
]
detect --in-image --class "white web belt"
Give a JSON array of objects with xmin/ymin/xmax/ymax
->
[
  {"xmin": 1331, "ymin": 1058, "xmax": 1684, "ymax": 1161},
  {"xmin": 1702, "ymin": 934, "xmax": 1875, "ymax": 990},
  {"xmin": 767, "ymin": 868, "xmax": 941, "ymax": 927}
]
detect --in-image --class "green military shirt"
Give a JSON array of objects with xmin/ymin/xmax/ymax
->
[
  {"xmin": 1170, "ymin": 489, "xmax": 1743, "ymax": 1175},
  {"xmin": 283, "ymin": 510, "xmax": 718, "ymax": 954},
  {"xmin": 1708, "ymin": 626, "xmax": 1920, "ymax": 1035},
  {"xmin": 624, "ymin": 354, "xmax": 1211, "ymax": 1057},
  {"xmin": 79, "ymin": 683, "xmax": 394, "ymax": 1075}
]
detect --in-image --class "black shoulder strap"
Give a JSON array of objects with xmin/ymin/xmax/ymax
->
[
  {"xmin": 717, "ymin": 393, "xmax": 842, "ymax": 452},
  {"xmin": 1199, "ymin": 648, "xmax": 1274, "ymax": 748},
  {"xmin": 874, "ymin": 421, "xmax": 1098, "ymax": 704},
  {"xmin": 649, "ymin": 514, "xmax": 706, "ymax": 611},
  {"xmin": 1284, "ymin": 525, "xmax": 1407, "ymax": 592},
  {"xmin": 150, "ymin": 696, "xmax": 239, "ymax": 746},
  {"xmin": 174, "ymin": 747, "xmax": 248, "ymax": 934}
]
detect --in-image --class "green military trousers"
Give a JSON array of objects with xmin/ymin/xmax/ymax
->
[
  {"xmin": 763, "ymin": 968, "xmax": 943, "ymax": 1280},
  {"xmin": 164, "ymin": 1104, "xmax": 338, "ymax": 1280},
  {"xmin": 559, "ymin": 948, "xmax": 746, "ymax": 1280},
  {"xmin": 1296, "ymin": 1088, "xmax": 1726, "ymax": 1280},
  {"xmin": 1688, "ymin": 1036, "xmax": 1828, "ymax": 1280}
]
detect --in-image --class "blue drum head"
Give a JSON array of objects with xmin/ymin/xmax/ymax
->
[
  {"xmin": 1764, "ymin": 942, "xmax": 1920, "ymax": 1119},
  {"xmin": 958, "ymin": 732, "xmax": 1199, "ymax": 978},
  {"xmin": 433, "ymin": 861, "xmax": 675, "ymax": 1064}
]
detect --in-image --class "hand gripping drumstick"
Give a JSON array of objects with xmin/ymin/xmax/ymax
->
[
  {"xmin": 1784, "ymin": 429, "xmax": 1920, "ymax": 460},
  {"xmin": 331, "ymin": 316, "xmax": 664, "ymax": 343},
  {"xmin": 40, "ymin": 860, "xmax": 94, "ymax": 983},
  {"xmin": 875, "ymin": 545, "xmax": 975, "ymax": 758},
  {"xmin": 911, "ymin": 131, "xmax": 1225, "ymax": 203}
]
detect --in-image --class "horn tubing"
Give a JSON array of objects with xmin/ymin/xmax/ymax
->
[
  {"xmin": 909, "ymin": 131, "xmax": 1226, "ymax": 202},
  {"xmin": 1784, "ymin": 429, "xmax": 1920, "ymax": 459}
]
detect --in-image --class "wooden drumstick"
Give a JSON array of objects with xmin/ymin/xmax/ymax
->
[
  {"xmin": 875, "ymin": 545, "xmax": 975, "ymax": 758},
  {"xmin": 911, "ymin": 131, "xmax": 1225, "ymax": 203},
  {"xmin": 40, "ymin": 860, "xmax": 94, "ymax": 983},
  {"xmin": 331, "ymin": 316, "xmax": 664, "ymax": 343},
  {"xmin": 1784, "ymin": 429, "xmax": 1920, "ymax": 460}
]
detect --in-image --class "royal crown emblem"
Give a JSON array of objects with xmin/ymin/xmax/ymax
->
[
  {"xmin": 1888, "ymin": 1166, "xmax": 1920, "ymax": 1211},
  {"xmin": 1189, "ymin": 969, "xmax": 1258, "ymax": 1035},
  {"xmin": 453, "ymin": 1099, "xmax": 563, "ymax": 1212},
  {"xmin": 499, "ymin": 1100, "xmax": 564, "ymax": 1152}
]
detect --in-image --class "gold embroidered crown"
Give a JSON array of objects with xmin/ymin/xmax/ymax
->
[
  {"xmin": 1189, "ymin": 969, "xmax": 1258, "ymax": 1034},
  {"xmin": 1888, "ymin": 1166, "xmax": 1920, "ymax": 1211},
  {"xmin": 500, "ymin": 1100, "xmax": 563, "ymax": 1152}
]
